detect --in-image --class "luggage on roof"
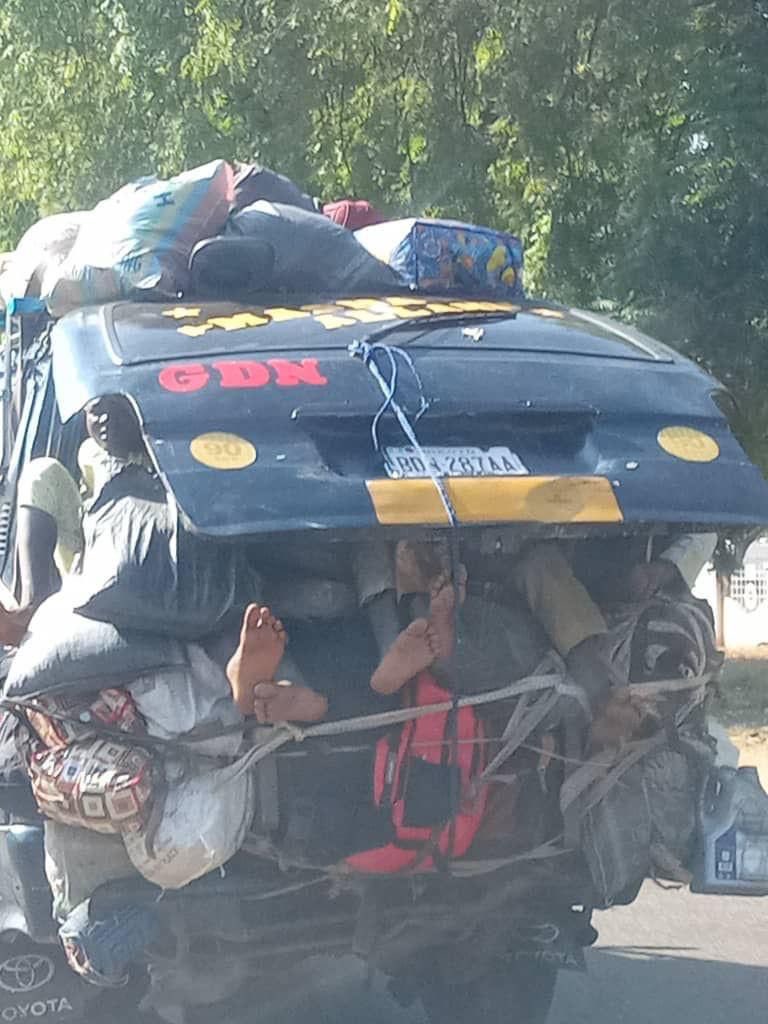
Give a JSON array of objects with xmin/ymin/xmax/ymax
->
[
  {"xmin": 355, "ymin": 217, "xmax": 524, "ymax": 298},
  {"xmin": 232, "ymin": 161, "xmax": 317, "ymax": 214},
  {"xmin": 0, "ymin": 212, "xmax": 86, "ymax": 308},
  {"xmin": 225, "ymin": 200, "xmax": 398, "ymax": 294},
  {"xmin": 42, "ymin": 160, "xmax": 234, "ymax": 316},
  {"xmin": 323, "ymin": 198, "xmax": 386, "ymax": 230}
]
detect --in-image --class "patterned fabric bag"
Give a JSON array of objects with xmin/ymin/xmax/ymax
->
[
  {"xmin": 25, "ymin": 688, "xmax": 144, "ymax": 750},
  {"xmin": 28, "ymin": 736, "xmax": 159, "ymax": 836}
]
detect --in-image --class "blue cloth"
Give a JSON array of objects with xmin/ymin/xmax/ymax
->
[{"xmin": 59, "ymin": 899, "xmax": 160, "ymax": 987}]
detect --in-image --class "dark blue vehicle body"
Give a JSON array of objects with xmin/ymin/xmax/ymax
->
[
  {"xmin": 49, "ymin": 296, "xmax": 768, "ymax": 537},
  {"xmin": 0, "ymin": 292, "xmax": 764, "ymax": 1023}
]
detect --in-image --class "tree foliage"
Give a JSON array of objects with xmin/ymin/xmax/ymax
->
[{"xmin": 0, "ymin": 0, "xmax": 766, "ymax": 461}]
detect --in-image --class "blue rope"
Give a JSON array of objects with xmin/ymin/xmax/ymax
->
[
  {"xmin": 349, "ymin": 338, "xmax": 458, "ymax": 527},
  {"xmin": 351, "ymin": 337, "xmax": 466, "ymax": 822}
]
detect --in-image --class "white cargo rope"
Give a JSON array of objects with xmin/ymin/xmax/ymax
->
[
  {"xmin": 226, "ymin": 668, "xmax": 707, "ymax": 781},
  {"xmin": 558, "ymin": 673, "xmax": 710, "ymax": 814}
]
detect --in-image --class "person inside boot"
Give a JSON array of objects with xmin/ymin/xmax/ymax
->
[
  {"xmin": 357, "ymin": 532, "xmax": 715, "ymax": 749},
  {"xmin": 223, "ymin": 559, "xmax": 462, "ymax": 724},
  {"xmin": 0, "ymin": 395, "xmax": 150, "ymax": 646},
  {"xmin": 369, "ymin": 540, "xmax": 464, "ymax": 696},
  {"xmin": 511, "ymin": 534, "xmax": 717, "ymax": 750}
]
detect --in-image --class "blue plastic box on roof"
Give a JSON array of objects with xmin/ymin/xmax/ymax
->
[{"xmin": 355, "ymin": 218, "xmax": 525, "ymax": 299}]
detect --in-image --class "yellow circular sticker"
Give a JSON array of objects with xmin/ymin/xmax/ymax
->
[
  {"xmin": 657, "ymin": 426, "xmax": 719, "ymax": 463},
  {"xmin": 190, "ymin": 432, "xmax": 256, "ymax": 470}
]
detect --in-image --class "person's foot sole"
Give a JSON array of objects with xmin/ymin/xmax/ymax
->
[
  {"xmin": 428, "ymin": 571, "xmax": 466, "ymax": 662},
  {"xmin": 370, "ymin": 618, "xmax": 438, "ymax": 695},
  {"xmin": 227, "ymin": 605, "xmax": 287, "ymax": 715},
  {"xmin": 252, "ymin": 681, "xmax": 328, "ymax": 724}
]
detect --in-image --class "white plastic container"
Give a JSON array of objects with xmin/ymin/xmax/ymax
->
[{"xmin": 692, "ymin": 765, "xmax": 768, "ymax": 895}]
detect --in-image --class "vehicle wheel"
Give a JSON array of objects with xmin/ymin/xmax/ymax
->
[{"xmin": 418, "ymin": 961, "xmax": 557, "ymax": 1024}]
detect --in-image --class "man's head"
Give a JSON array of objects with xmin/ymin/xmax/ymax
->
[{"xmin": 84, "ymin": 395, "xmax": 145, "ymax": 460}]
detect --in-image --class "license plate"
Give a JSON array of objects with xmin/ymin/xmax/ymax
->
[{"xmin": 384, "ymin": 445, "xmax": 529, "ymax": 479}]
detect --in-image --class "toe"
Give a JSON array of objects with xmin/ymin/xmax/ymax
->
[
  {"xmin": 243, "ymin": 604, "xmax": 265, "ymax": 633},
  {"xmin": 430, "ymin": 572, "xmax": 449, "ymax": 598},
  {"xmin": 425, "ymin": 625, "xmax": 441, "ymax": 657},
  {"xmin": 254, "ymin": 701, "xmax": 270, "ymax": 723},
  {"xmin": 253, "ymin": 682, "xmax": 278, "ymax": 699},
  {"xmin": 408, "ymin": 617, "xmax": 431, "ymax": 636},
  {"xmin": 257, "ymin": 606, "xmax": 274, "ymax": 627}
]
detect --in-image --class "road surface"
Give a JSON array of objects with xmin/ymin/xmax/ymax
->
[
  {"xmin": 247, "ymin": 882, "xmax": 767, "ymax": 1024},
  {"xmin": 549, "ymin": 882, "xmax": 768, "ymax": 1023}
]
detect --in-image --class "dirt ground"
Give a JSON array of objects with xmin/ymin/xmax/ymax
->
[
  {"xmin": 716, "ymin": 650, "xmax": 768, "ymax": 788},
  {"xmin": 727, "ymin": 726, "xmax": 768, "ymax": 788}
]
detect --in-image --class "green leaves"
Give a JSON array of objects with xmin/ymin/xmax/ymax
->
[{"xmin": 0, "ymin": 0, "xmax": 766, "ymax": 467}]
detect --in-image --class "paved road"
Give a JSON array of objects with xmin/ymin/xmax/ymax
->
[
  {"xmin": 246, "ymin": 883, "xmax": 767, "ymax": 1024},
  {"xmin": 549, "ymin": 883, "xmax": 768, "ymax": 1024}
]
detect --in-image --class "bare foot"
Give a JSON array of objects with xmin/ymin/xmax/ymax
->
[
  {"xmin": 370, "ymin": 619, "xmax": 439, "ymax": 695},
  {"xmin": 226, "ymin": 605, "xmax": 286, "ymax": 716},
  {"xmin": 252, "ymin": 681, "xmax": 328, "ymax": 724},
  {"xmin": 427, "ymin": 566, "xmax": 467, "ymax": 662}
]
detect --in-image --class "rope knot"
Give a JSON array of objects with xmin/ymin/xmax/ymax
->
[{"xmin": 277, "ymin": 721, "xmax": 307, "ymax": 743}]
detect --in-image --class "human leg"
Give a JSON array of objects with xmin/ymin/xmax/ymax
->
[
  {"xmin": 353, "ymin": 541, "xmax": 402, "ymax": 656},
  {"xmin": 512, "ymin": 542, "xmax": 607, "ymax": 659}
]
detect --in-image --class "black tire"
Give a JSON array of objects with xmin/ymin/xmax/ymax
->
[{"xmin": 419, "ymin": 961, "xmax": 557, "ymax": 1024}]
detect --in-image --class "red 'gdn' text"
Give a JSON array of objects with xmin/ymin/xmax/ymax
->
[{"xmin": 158, "ymin": 358, "xmax": 328, "ymax": 394}]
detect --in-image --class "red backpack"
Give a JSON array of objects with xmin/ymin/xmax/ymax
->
[{"xmin": 346, "ymin": 672, "xmax": 488, "ymax": 874}]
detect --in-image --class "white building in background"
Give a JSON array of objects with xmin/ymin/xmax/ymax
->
[{"xmin": 694, "ymin": 536, "xmax": 768, "ymax": 649}]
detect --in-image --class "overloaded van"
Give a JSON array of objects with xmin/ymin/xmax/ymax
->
[{"xmin": 0, "ymin": 286, "xmax": 766, "ymax": 1024}]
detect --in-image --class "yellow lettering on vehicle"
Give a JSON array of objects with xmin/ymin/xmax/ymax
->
[
  {"xmin": 381, "ymin": 302, "xmax": 432, "ymax": 318},
  {"xmin": 162, "ymin": 306, "xmax": 202, "ymax": 319},
  {"xmin": 178, "ymin": 322, "xmax": 215, "ymax": 337},
  {"xmin": 383, "ymin": 296, "xmax": 432, "ymax": 317},
  {"xmin": 312, "ymin": 313, "xmax": 359, "ymax": 329},
  {"xmin": 452, "ymin": 300, "xmax": 519, "ymax": 313},
  {"xmin": 423, "ymin": 302, "xmax": 464, "ymax": 314},
  {"xmin": 207, "ymin": 313, "xmax": 270, "ymax": 331},
  {"xmin": 262, "ymin": 307, "xmax": 311, "ymax": 322},
  {"xmin": 172, "ymin": 296, "xmax": 522, "ymax": 338},
  {"xmin": 300, "ymin": 303, "xmax": 342, "ymax": 314},
  {"xmin": 337, "ymin": 299, "xmax": 401, "ymax": 322}
]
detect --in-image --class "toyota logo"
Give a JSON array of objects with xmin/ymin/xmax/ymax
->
[{"xmin": 0, "ymin": 956, "xmax": 54, "ymax": 994}]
